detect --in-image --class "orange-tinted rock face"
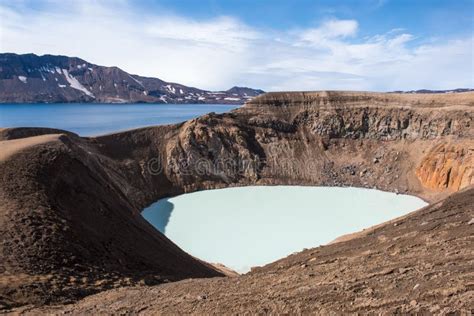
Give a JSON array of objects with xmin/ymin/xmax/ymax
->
[{"xmin": 416, "ymin": 143, "xmax": 474, "ymax": 191}]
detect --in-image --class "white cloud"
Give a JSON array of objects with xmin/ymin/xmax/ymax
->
[
  {"xmin": 0, "ymin": 1, "xmax": 472, "ymax": 91},
  {"xmin": 0, "ymin": 1, "xmax": 256, "ymax": 90},
  {"xmin": 299, "ymin": 19, "xmax": 359, "ymax": 45},
  {"xmin": 145, "ymin": 16, "xmax": 259, "ymax": 46}
]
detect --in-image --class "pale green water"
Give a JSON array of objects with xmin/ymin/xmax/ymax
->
[{"xmin": 142, "ymin": 186, "xmax": 427, "ymax": 273}]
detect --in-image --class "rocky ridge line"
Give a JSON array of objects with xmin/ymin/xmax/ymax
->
[{"xmin": 0, "ymin": 53, "xmax": 264, "ymax": 104}]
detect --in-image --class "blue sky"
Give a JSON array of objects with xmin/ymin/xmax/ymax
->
[
  {"xmin": 0, "ymin": 0, "xmax": 473, "ymax": 91},
  {"xmin": 135, "ymin": 0, "xmax": 472, "ymax": 36}
]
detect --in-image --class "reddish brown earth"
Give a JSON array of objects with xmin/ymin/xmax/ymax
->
[{"xmin": 0, "ymin": 91, "xmax": 473, "ymax": 313}]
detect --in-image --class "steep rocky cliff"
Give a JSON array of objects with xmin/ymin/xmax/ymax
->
[
  {"xmin": 0, "ymin": 53, "xmax": 264, "ymax": 104},
  {"xmin": 154, "ymin": 91, "xmax": 473, "ymax": 200},
  {"xmin": 0, "ymin": 91, "xmax": 472, "ymax": 312}
]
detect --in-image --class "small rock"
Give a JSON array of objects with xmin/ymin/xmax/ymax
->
[
  {"xmin": 197, "ymin": 295, "xmax": 207, "ymax": 300},
  {"xmin": 468, "ymin": 218, "xmax": 474, "ymax": 225},
  {"xmin": 398, "ymin": 267, "xmax": 410, "ymax": 274},
  {"xmin": 301, "ymin": 264, "xmax": 308, "ymax": 268},
  {"xmin": 429, "ymin": 304, "xmax": 441, "ymax": 312},
  {"xmin": 141, "ymin": 276, "xmax": 162, "ymax": 286},
  {"xmin": 413, "ymin": 283, "xmax": 420, "ymax": 290},
  {"xmin": 410, "ymin": 299, "xmax": 417, "ymax": 307}
]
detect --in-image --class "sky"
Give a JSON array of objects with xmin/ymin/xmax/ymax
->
[{"xmin": 0, "ymin": 0, "xmax": 473, "ymax": 91}]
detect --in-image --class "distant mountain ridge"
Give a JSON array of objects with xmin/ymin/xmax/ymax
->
[
  {"xmin": 390, "ymin": 88, "xmax": 474, "ymax": 94},
  {"xmin": 0, "ymin": 53, "xmax": 264, "ymax": 104}
]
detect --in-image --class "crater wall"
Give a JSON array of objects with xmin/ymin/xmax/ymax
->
[{"xmin": 0, "ymin": 91, "xmax": 472, "ymax": 309}]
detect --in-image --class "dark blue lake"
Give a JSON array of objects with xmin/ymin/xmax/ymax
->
[{"xmin": 0, "ymin": 103, "xmax": 239, "ymax": 136}]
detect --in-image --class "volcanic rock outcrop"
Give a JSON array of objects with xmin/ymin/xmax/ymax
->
[
  {"xmin": 416, "ymin": 143, "xmax": 473, "ymax": 191},
  {"xmin": 0, "ymin": 91, "xmax": 473, "ymax": 312}
]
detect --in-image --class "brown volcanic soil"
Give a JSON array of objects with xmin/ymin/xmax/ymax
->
[
  {"xmin": 0, "ymin": 91, "xmax": 473, "ymax": 313},
  {"xmin": 30, "ymin": 186, "xmax": 474, "ymax": 314},
  {"xmin": 0, "ymin": 130, "xmax": 222, "ymax": 309}
]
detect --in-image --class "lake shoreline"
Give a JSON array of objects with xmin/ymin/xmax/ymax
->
[
  {"xmin": 0, "ymin": 103, "xmax": 240, "ymax": 136},
  {"xmin": 142, "ymin": 186, "xmax": 427, "ymax": 273}
]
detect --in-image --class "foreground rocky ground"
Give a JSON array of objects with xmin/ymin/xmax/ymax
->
[
  {"xmin": 28, "ymin": 187, "xmax": 474, "ymax": 314},
  {"xmin": 0, "ymin": 91, "xmax": 473, "ymax": 313}
]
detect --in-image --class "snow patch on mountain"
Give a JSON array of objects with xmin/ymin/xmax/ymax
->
[
  {"xmin": 165, "ymin": 84, "xmax": 176, "ymax": 94},
  {"xmin": 61, "ymin": 69, "xmax": 95, "ymax": 98},
  {"xmin": 129, "ymin": 75, "xmax": 144, "ymax": 88}
]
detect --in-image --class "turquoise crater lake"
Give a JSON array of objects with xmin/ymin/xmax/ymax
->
[{"xmin": 142, "ymin": 186, "xmax": 427, "ymax": 273}]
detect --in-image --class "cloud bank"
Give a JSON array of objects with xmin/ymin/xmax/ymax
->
[{"xmin": 0, "ymin": 0, "xmax": 472, "ymax": 91}]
